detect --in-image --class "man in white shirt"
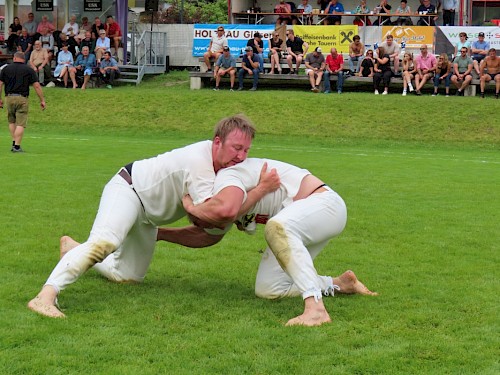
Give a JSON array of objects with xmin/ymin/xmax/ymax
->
[
  {"xmin": 172, "ymin": 158, "xmax": 378, "ymax": 327},
  {"xmin": 203, "ymin": 26, "xmax": 228, "ymax": 72},
  {"xmin": 94, "ymin": 29, "xmax": 111, "ymax": 64},
  {"xmin": 27, "ymin": 115, "xmax": 266, "ymax": 318},
  {"xmin": 62, "ymin": 14, "xmax": 79, "ymax": 36}
]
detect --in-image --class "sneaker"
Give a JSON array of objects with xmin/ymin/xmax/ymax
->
[
  {"xmin": 402, "ymin": 90, "xmax": 407, "ymax": 96},
  {"xmin": 455, "ymin": 90, "xmax": 461, "ymax": 96},
  {"xmin": 249, "ymin": 87, "xmax": 257, "ymax": 91},
  {"xmin": 382, "ymin": 90, "xmax": 388, "ymax": 95},
  {"xmin": 337, "ymin": 90, "xmax": 342, "ymax": 94},
  {"xmin": 324, "ymin": 90, "xmax": 330, "ymax": 94},
  {"xmin": 445, "ymin": 94, "xmax": 450, "ymax": 97},
  {"xmin": 408, "ymin": 83, "xmax": 414, "ymax": 92},
  {"xmin": 56, "ymin": 77, "xmax": 62, "ymax": 82},
  {"xmin": 46, "ymin": 81, "xmax": 56, "ymax": 88},
  {"xmin": 311, "ymin": 87, "xmax": 319, "ymax": 93},
  {"xmin": 237, "ymin": 87, "xmax": 243, "ymax": 91},
  {"xmin": 11, "ymin": 147, "xmax": 24, "ymax": 153},
  {"xmin": 416, "ymin": 90, "xmax": 422, "ymax": 96},
  {"xmin": 480, "ymin": 92, "xmax": 484, "ymax": 98},
  {"xmin": 374, "ymin": 89, "xmax": 379, "ymax": 95},
  {"xmin": 432, "ymin": 93, "xmax": 437, "ymax": 97},
  {"xmin": 495, "ymin": 94, "xmax": 499, "ymax": 99},
  {"xmin": 230, "ymin": 88, "xmax": 234, "ymax": 92},
  {"xmin": 289, "ymin": 69, "xmax": 295, "ymax": 75},
  {"xmin": 213, "ymin": 87, "xmax": 220, "ymax": 91},
  {"xmin": 106, "ymin": 85, "xmax": 112, "ymax": 89}
]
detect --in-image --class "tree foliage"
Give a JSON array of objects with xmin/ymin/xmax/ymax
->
[{"xmin": 141, "ymin": 0, "xmax": 228, "ymax": 24}]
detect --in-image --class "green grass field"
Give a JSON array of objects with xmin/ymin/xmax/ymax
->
[{"xmin": 0, "ymin": 71, "xmax": 498, "ymax": 374}]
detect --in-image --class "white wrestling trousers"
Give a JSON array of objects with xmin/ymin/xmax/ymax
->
[
  {"xmin": 255, "ymin": 189, "xmax": 347, "ymax": 301},
  {"xmin": 45, "ymin": 175, "xmax": 157, "ymax": 292}
]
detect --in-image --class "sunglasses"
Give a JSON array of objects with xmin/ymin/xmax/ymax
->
[{"xmin": 420, "ymin": 48, "xmax": 427, "ymax": 50}]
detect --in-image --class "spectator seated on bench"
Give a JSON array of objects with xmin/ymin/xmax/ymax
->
[
  {"xmin": 74, "ymin": 46, "xmax": 97, "ymax": 90},
  {"xmin": 237, "ymin": 46, "xmax": 260, "ymax": 91},
  {"xmin": 29, "ymin": 40, "xmax": 51, "ymax": 86},
  {"xmin": 54, "ymin": 42, "xmax": 77, "ymax": 89},
  {"xmin": 99, "ymin": 51, "xmax": 120, "ymax": 89}
]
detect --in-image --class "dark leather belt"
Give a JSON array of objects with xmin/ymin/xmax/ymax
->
[{"xmin": 118, "ymin": 162, "xmax": 134, "ymax": 185}]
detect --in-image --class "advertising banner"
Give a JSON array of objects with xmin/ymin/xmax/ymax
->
[
  {"xmin": 439, "ymin": 26, "xmax": 500, "ymax": 50},
  {"xmin": 381, "ymin": 26, "xmax": 435, "ymax": 48},
  {"xmin": 292, "ymin": 25, "xmax": 359, "ymax": 54},
  {"xmin": 193, "ymin": 24, "xmax": 275, "ymax": 57}
]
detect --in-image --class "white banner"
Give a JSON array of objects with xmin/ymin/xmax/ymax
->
[{"xmin": 439, "ymin": 26, "xmax": 500, "ymax": 49}]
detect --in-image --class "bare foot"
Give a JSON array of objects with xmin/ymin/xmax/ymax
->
[
  {"xmin": 60, "ymin": 235, "xmax": 80, "ymax": 259},
  {"xmin": 285, "ymin": 297, "xmax": 331, "ymax": 327},
  {"xmin": 333, "ymin": 270, "xmax": 378, "ymax": 296},
  {"xmin": 27, "ymin": 286, "xmax": 65, "ymax": 318},
  {"xmin": 81, "ymin": 85, "xmax": 86, "ymax": 90},
  {"xmin": 286, "ymin": 309, "xmax": 331, "ymax": 327}
]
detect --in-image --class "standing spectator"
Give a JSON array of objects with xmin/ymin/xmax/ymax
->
[
  {"xmin": 479, "ymin": 48, "xmax": 500, "ymax": 99},
  {"xmin": 17, "ymin": 29, "xmax": 33, "ymax": 61},
  {"xmin": 213, "ymin": 46, "xmax": 236, "ymax": 91},
  {"xmin": 317, "ymin": 0, "xmax": 330, "ymax": 11},
  {"xmin": 0, "ymin": 52, "xmax": 46, "ymax": 153},
  {"xmin": 373, "ymin": 46, "xmax": 392, "ymax": 95},
  {"xmin": 246, "ymin": 32, "xmax": 264, "ymax": 73},
  {"xmin": 379, "ymin": 34, "xmax": 401, "ymax": 76},
  {"xmin": 23, "ymin": 12, "xmax": 38, "ymax": 39},
  {"xmin": 442, "ymin": 0, "xmax": 457, "ymax": 26},
  {"xmin": 94, "ymin": 29, "xmax": 111, "ymax": 65},
  {"xmin": 373, "ymin": 0, "xmax": 392, "ymax": 26},
  {"xmin": 99, "ymin": 51, "xmax": 120, "ymax": 89},
  {"xmin": 7, "ymin": 17, "xmax": 22, "ymax": 52},
  {"xmin": 62, "ymin": 15, "xmax": 79, "ymax": 37},
  {"xmin": 73, "ymin": 46, "xmax": 97, "ymax": 90},
  {"xmin": 471, "ymin": 32, "xmax": 490, "ymax": 76},
  {"xmin": 454, "ymin": 32, "xmax": 471, "ymax": 59},
  {"xmin": 203, "ymin": 26, "xmax": 227, "ymax": 72},
  {"xmin": 305, "ymin": 47, "xmax": 326, "ymax": 93},
  {"xmin": 401, "ymin": 52, "xmax": 416, "ymax": 95},
  {"xmin": 451, "ymin": 47, "xmax": 473, "ymax": 96},
  {"xmin": 269, "ymin": 32, "xmax": 284, "ymax": 74},
  {"xmin": 36, "ymin": 15, "xmax": 56, "ymax": 34},
  {"xmin": 348, "ymin": 35, "xmax": 365, "ymax": 74},
  {"xmin": 54, "ymin": 43, "xmax": 77, "ymax": 89},
  {"xmin": 433, "ymin": 53, "xmax": 452, "ymax": 96},
  {"xmin": 324, "ymin": 47, "xmax": 344, "ymax": 94},
  {"xmin": 324, "ymin": 0, "xmax": 344, "ymax": 25},
  {"xmin": 29, "ymin": 40, "xmax": 50, "ymax": 86},
  {"xmin": 91, "ymin": 17, "xmax": 105, "ymax": 40},
  {"xmin": 237, "ymin": 46, "xmax": 260, "ymax": 91},
  {"xmin": 38, "ymin": 26, "xmax": 55, "ymax": 65},
  {"xmin": 417, "ymin": 0, "xmax": 438, "ymax": 26},
  {"xmin": 105, "ymin": 15, "xmax": 122, "ymax": 58},
  {"xmin": 275, "ymin": 0, "xmax": 292, "ymax": 26},
  {"xmin": 286, "ymin": 29, "xmax": 308, "ymax": 74},
  {"xmin": 414, "ymin": 44, "xmax": 437, "ymax": 95},
  {"xmin": 395, "ymin": 0, "xmax": 413, "ymax": 25}
]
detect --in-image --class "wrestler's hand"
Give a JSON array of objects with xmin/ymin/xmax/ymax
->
[
  {"xmin": 182, "ymin": 194, "xmax": 194, "ymax": 214},
  {"xmin": 257, "ymin": 162, "xmax": 280, "ymax": 195}
]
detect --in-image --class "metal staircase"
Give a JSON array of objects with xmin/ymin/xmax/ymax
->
[{"xmin": 116, "ymin": 25, "xmax": 168, "ymax": 85}]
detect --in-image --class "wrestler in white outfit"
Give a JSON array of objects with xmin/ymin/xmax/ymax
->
[
  {"xmin": 46, "ymin": 141, "xmax": 217, "ymax": 292},
  {"xmin": 213, "ymin": 158, "xmax": 347, "ymax": 302}
]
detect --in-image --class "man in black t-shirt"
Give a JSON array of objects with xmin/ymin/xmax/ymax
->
[
  {"xmin": 0, "ymin": 52, "xmax": 46, "ymax": 152},
  {"xmin": 285, "ymin": 29, "xmax": 309, "ymax": 74}
]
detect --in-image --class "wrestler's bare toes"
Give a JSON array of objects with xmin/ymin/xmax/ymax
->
[
  {"xmin": 60, "ymin": 235, "xmax": 80, "ymax": 259},
  {"xmin": 286, "ymin": 310, "xmax": 332, "ymax": 327},
  {"xmin": 27, "ymin": 296, "xmax": 66, "ymax": 318},
  {"xmin": 334, "ymin": 270, "xmax": 378, "ymax": 296}
]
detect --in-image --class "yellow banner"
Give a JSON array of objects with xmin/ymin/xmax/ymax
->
[
  {"xmin": 293, "ymin": 25, "xmax": 359, "ymax": 54},
  {"xmin": 381, "ymin": 26, "xmax": 434, "ymax": 49}
]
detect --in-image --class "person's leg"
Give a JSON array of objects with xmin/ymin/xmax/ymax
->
[
  {"xmin": 336, "ymin": 71, "xmax": 344, "ymax": 93},
  {"xmin": 61, "ymin": 67, "xmax": 68, "ymax": 87},
  {"xmin": 495, "ymin": 75, "xmax": 500, "ymax": 95},
  {"xmin": 69, "ymin": 67, "xmax": 77, "ymax": 88},
  {"xmin": 373, "ymin": 72, "xmax": 381, "ymax": 92},
  {"xmin": 307, "ymin": 70, "xmax": 315, "ymax": 88},
  {"xmin": 433, "ymin": 74, "xmax": 440, "ymax": 94},
  {"xmin": 451, "ymin": 75, "xmax": 460, "ymax": 89},
  {"xmin": 444, "ymin": 74, "xmax": 451, "ymax": 95},
  {"xmin": 270, "ymin": 52, "xmax": 276, "ymax": 74},
  {"xmin": 257, "ymin": 53, "xmax": 264, "ymax": 73},
  {"xmin": 323, "ymin": 71, "xmax": 331, "ymax": 93},
  {"xmin": 295, "ymin": 55, "xmax": 303, "ymax": 71},
  {"xmin": 264, "ymin": 190, "xmax": 347, "ymax": 326},
  {"xmin": 27, "ymin": 175, "xmax": 144, "ymax": 318},
  {"xmin": 229, "ymin": 70, "xmax": 235, "ymax": 89},
  {"xmin": 316, "ymin": 71, "xmax": 324, "ymax": 88},
  {"xmin": 356, "ymin": 56, "xmax": 363, "ymax": 73},
  {"xmin": 238, "ymin": 68, "xmax": 245, "ymax": 88},
  {"xmin": 215, "ymin": 71, "xmax": 221, "ymax": 88},
  {"xmin": 203, "ymin": 51, "xmax": 212, "ymax": 71},
  {"xmin": 480, "ymin": 74, "xmax": 487, "ymax": 94},
  {"xmin": 461, "ymin": 75, "xmax": 472, "ymax": 91},
  {"xmin": 82, "ymin": 74, "xmax": 90, "ymax": 90},
  {"xmin": 252, "ymin": 68, "xmax": 259, "ymax": 88},
  {"xmin": 383, "ymin": 70, "xmax": 392, "ymax": 93},
  {"xmin": 348, "ymin": 57, "xmax": 355, "ymax": 72},
  {"xmin": 393, "ymin": 57, "xmax": 400, "ymax": 75},
  {"xmin": 286, "ymin": 55, "xmax": 293, "ymax": 71}
]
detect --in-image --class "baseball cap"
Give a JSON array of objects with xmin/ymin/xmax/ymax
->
[
  {"xmin": 478, "ymin": 32, "xmax": 485, "ymax": 37},
  {"xmin": 315, "ymin": 47, "xmax": 322, "ymax": 53},
  {"xmin": 254, "ymin": 32, "xmax": 262, "ymax": 38},
  {"xmin": 244, "ymin": 46, "xmax": 253, "ymax": 52},
  {"xmin": 223, "ymin": 46, "xmax": 230, "ymax": 51}
]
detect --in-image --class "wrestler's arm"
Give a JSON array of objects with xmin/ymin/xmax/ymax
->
[{"xmin": 156, "ymin": 225, "xmax": 224, "ymax": 248}]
